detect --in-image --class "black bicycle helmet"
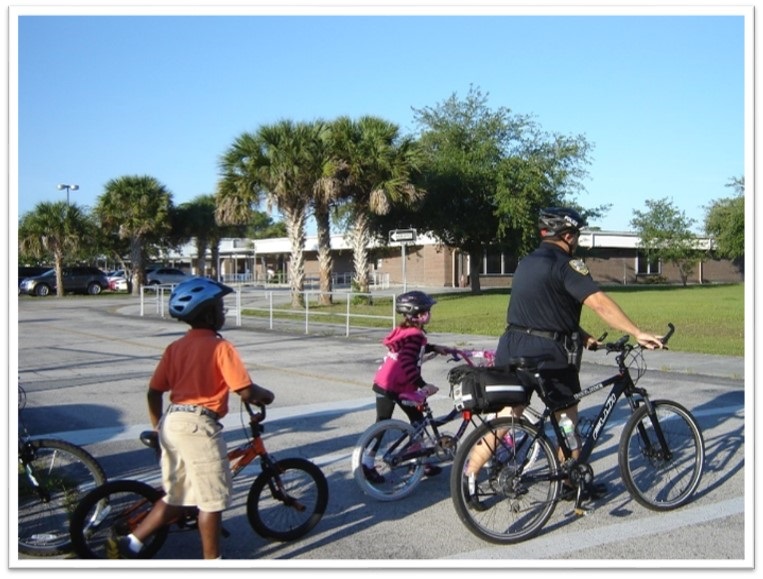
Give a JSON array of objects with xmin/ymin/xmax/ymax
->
[
  {"xmin": 396, "ymin": 291, "xmax": 437, "ymax": 317},
  {"xmin": 538, "ymin": 207, "xmax": 587, "ymax": 238},
  {"xmin": 168, "ymin": 277, "xmax": 233, "ymax": 322}
]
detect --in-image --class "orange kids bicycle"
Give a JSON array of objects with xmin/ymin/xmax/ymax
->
[{"xmin": 68, "ymin": 401, "xmax": 328, "ymax": 558}]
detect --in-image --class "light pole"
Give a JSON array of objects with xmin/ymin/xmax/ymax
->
[{"xmin": 57, "ymin": 183, "xmax": 79, "ymax": 205}]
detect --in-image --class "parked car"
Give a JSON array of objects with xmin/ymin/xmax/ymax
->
[
  {"xmin": 18, "ymin": 266, "xmax": 52, "ymax": 290},
  {"xmin": 19, "ymin": 266, "xmax": 109, "ymax": 297},
  {"xmin": 145, "ymin": 267, "xmax": 190, "ymax": 285},
  {"xmin": 109, "ymin": 277, "xmax": 129, "ymax": 292},
  {"xmin": 105, "ymin": 269, "xmax": 128, "ymax": 292}
]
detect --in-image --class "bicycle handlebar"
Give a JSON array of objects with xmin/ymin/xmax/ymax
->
[
  {"xmin": 244, "ymin": 400, "xmax": 267, "ymax": 424},
  {"xmin": 604, "ymin": 322, "xmax": 675, "ymax": 353},
  {"xmin": 439, "ymin": 346, "xmax": 495, "ymax": 367}
]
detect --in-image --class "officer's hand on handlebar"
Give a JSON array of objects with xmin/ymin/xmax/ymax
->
[
  {"xmin": 585, "ymin": 332, "xmax": 608, "ymax": 351},
  {"xmin": 635, "ymin": 332, "xmax": 666, "ymax": 350}
]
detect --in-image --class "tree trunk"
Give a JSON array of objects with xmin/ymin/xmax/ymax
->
[
  {"xmin": 129, "ymin": 237, "xmax": 145, "ymax": 296},
  {"xmin": 468, "ymin": 248, "xmax": 483, "ymax": 294},
  {"xmin": 283, "ymin": 205, "xmax": 307, "ymax": 308},
  {"xmin": 195, "ymin": 238, "xmax": 209, "ymax": 277},
  {"xmin": 315, "ymin": 206, "xmax": 333, "ymax": 305},
  {"xmin": 350, "ymin": 212, "xmax": 371, "ymax": 294},
  {"xmin": 53, "ymin": 251, "xmax": 64, "ymax": 297},
  {"xmin": 210, "ymin": 243, "xmax": 221, "ymax": 281}
]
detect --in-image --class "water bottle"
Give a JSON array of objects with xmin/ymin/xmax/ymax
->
[{"xmin": 559, "ymin": 413, "xmax": 579, "ymax": 451}]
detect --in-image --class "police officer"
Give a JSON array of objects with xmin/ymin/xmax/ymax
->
[{"xmin": 501, "ymin": 207, "xmax": 666, "ymax": 493}]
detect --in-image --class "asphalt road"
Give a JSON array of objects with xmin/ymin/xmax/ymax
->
[{"xmin": 14, "ymin": 295, "xmax": 750, "ymax": 569}]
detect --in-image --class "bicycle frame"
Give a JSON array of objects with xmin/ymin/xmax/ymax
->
[
  {"xmin": 115, "ymin": 404, "xmax": 278, "ymax": 531},
  {"xmin": 380, "ymin": 348, "xmax": 494, "ymax": 466},
  {"xmin": 515, "ymin": 326, "xmax": 676, "ymax": 488},
  {"xmin": 556, "ymin": 370, "xmax": 638, "ymax": 465}
]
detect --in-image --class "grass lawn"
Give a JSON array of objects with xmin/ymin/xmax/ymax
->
[
  {"xmin": 428, "ymin": 284, "xmax": 745, "ymax": 357},
  {"xmin": 256, "ymin": 283, "xmax": 745, "ymax": 357}
]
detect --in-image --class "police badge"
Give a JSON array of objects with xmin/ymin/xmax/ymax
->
[{"xmin": 569, "ymin": 259, "xmax": 590, "ymax": 275}]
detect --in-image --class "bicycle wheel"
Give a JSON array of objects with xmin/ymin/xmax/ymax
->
[
  {"xmin": 351, "ymin": 419, "xmax": 427, "ymax": 501},
  {"xmin": 18, "ymin": 438, "xmax": 106, "ymax": 557},
  {"xmin": 246, "ymin": 457, "xmax": 328, "ymax": 541},
  {"xmin": 69, "ymin": 480, "xmax": 168, "ymax": 559},
  {"xmin": 450, "ymin": 417, "xmax": 560, "ymax": 544},
  {"xmin": 619, "ymin": 399, "xmax": 705, "ymax": 511}
]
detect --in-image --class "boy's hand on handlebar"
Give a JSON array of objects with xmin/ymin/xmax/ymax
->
[{"xmin": 431, "ymin": 345, "xmax": 451, "ymax": 356}]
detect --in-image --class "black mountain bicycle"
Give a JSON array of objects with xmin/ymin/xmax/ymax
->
[
  {"xmin": 450, "ymin": 323, "xmax": 705, "ymax": 544},
  {"xmin": 18, "ymin": 385, "xmax": 107, "ymax": 557}
]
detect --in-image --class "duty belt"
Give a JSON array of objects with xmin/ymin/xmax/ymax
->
[
  {"xmin": 167, "ymin": 403, "xmax": 219, "ymax": 421},
  {"xmin": 507, "ymin": 325, "xmax": 568, "ymax": 342}
]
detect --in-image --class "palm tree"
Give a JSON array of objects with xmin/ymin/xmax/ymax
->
[
  {"xmin": 217, "ymin": 120, "xmax": 328, "ymax": 308},
  {"xmin": 18, "ymin": 201, "xmax": 92, "ymax": 297},
  {"xmin": 328, "ymin": 116, "xmax": 425, "ymax": 294},
  {"xmin": 310, "ymin": 122, "xmax": 339, "ymax": 305},
  {"xmin": 95, "ymin": 175, "xmax": 173, "ymax": 294},
  {"xmin": 173, "ymin": 194, "xmax": 220, "ymax": 278}
]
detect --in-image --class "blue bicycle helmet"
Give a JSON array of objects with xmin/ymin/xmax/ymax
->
[{"xmin": 168, "ymin": 278, "xmax": 233, "ymax": 321}]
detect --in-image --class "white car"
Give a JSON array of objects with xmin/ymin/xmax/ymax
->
[{"xmin": 109, "ymin": 277, "xmax": 128, "ymax": 292}]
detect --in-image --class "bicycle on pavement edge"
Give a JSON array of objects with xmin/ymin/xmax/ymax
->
[{"xmin": 449, "ymin": 323, "xmax": 705, "ymax": 544}]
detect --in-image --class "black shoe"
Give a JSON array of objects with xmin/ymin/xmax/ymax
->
[
  {"xmin": 362, "ymin": 465, "xmax": 386, "ymax": 484},
  {"xmin": 423, "ymin": 465, "xmax": 442, "ymax": 477}
]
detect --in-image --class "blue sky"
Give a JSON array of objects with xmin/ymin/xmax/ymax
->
[{"xmin": 12, "ymin": 4, "xmax": 749, "ymax": 235}]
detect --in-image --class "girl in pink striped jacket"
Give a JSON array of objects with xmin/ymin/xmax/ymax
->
[{"xmin": 361, "ymin": 291, "xmax": 447, "ymax": 483}]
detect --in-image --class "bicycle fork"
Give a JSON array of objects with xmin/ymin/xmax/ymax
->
[
  {"xmin": 261, "ymin": 456, "xmax": 307, "ymax": 513},
  {"xmin": 632, "ymin": 397, "xmax": 673, "ymax": 461},
  {"xmin": 19, "ymin": 445, "xmax": 52, "ymax": 503}
]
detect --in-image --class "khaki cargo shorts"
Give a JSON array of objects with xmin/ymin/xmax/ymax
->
[{"xmin": 158, "ymin": 410, "xmax": 232, "ymax": 512}]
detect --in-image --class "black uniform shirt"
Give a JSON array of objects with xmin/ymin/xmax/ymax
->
[{"xmin": 507, "ymin": 242, "xmax": 600, "ymax": 334}]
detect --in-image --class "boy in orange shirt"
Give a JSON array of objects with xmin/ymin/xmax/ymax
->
[{"xmin": 116, "ymin": 278, "xmax": 274, "ymax": 559}]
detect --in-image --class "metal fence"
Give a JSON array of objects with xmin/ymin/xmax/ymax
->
[{"xmin": 139, "ymin": 285, "xmax": 398, "ymax": 337}]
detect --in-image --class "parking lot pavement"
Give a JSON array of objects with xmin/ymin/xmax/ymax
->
[{"xmin": 15, "ymin": 296, "xmax": 749, "ymax": 567}]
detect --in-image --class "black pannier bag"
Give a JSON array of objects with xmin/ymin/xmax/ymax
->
[{"xmin": 448, "ymin": 364, "xmax": 529, "ymax": 413}]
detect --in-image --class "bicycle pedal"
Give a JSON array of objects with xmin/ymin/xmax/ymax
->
[{"xmin": 566, "ymin": 506, "xmax": 593, "ymax": 517}]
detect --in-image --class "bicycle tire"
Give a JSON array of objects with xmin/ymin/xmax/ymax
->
[
  {"xmin": 351, "ymin": 419, "xmax": 427, "ymax": 501},
  {"xmin": 18, "ymin": 438, "xmax": 106, "ymax": 557},
  {"xmin": 246, "ymin": 457, "xmax": 328, "ymax": 541},
  {"xmin": 69, "ymin": 480, "xmax": 168, "ymax": 559},
  {"xmin": 450, "ymin": 417, "xmax": 560, "ymax": 544},
  {"xmin": 619, "ymin": 399, "xmax": 705, "ymax": 511}
]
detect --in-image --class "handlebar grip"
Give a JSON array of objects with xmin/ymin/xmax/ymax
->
[
  {"xmin": 244, "ymin": 400, "xmax": 267, "ymax": 421},
  {"xmin": 661, "ymin": 323, "xmax": 675, "ymax": 346}
]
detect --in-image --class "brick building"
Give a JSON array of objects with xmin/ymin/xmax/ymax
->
[{"xmin": 170, "ymin": 230, "xmax": 743, "ymax": 288}]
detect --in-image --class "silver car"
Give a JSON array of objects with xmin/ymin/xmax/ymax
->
[{"xmin": 145, "ymin": 267, "xmax": 190, "ymax": 285}]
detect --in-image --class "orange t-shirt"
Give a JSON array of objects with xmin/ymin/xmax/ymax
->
[{"xmin": 149, "ymin": 328, "xmax": 252, "ymax": 418}]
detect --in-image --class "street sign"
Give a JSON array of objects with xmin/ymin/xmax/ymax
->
[{"xmin": 388, "ymin": 228, "xmax": 417, "ymax": 244}]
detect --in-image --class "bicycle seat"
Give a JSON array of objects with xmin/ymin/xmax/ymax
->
[
  {"xmin": 509, "ymin": 355, "xmax": 567, "ymax": 372},
  {"xmin": 140, "ymin": 430, "xmax": 159, "ymax": 449}
]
